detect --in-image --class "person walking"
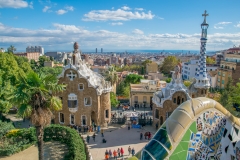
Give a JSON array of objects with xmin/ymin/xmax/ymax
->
[
  {"xmin": 113, "ymin": 150, "xmax": 117, "ymax": 159},
  {"xmin": 128, "ymin": 123, "xmax": 131, "ymax": 130},
  {"xmin": 148, "ymin": 132, "xmax": 151, "ymax": 140},
  {"xmin": 87, "ymin": 135, "xmax": 90, "ymax": 143},
  {"xmin": 144, "ymin": 132, "xmax": 148, "ymax": 139},
  {"xmin": 101, "ymin": 129, "xmax": 104, "ymax": 137},
  {"xmin": 128, "ymin": 146, "xmax": 131, "ymax": 155},
  {"xmin": 117, "ymin": 148, "xmax": 121, "ymax": 157},
  {"xmin": 140, "ymin": 132, "xmax": 143, "ymax": 140},
  {"xmin": 156, "ymin": 123, "xmax": 159, "ymax": 130},
  {"xmin": 109, "ymin": 149, "xmax": 112, "ymax": 159},
  {"xmin": 92, "ymin": 133, "xmax": 96, "ymax": 142},
  {"xmin": 131, "ymin": 148, "xmax": 135, "ymax": 156},
  {"xmin": 105, "ymin": 149, "xmax": 109, "ymax": 160},
  {"xmin": 120, "ymin": 147, "xmax": 124, "ymax": 157}
]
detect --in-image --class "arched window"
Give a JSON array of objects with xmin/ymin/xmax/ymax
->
[
  {"xmin": 160, "ymin": 116, "xmax": 163, "ymax": 125},
  {"xmin": 201, "ymin": 90, "xmax": 203, "ymax": 94},
  {"xmin": 173, "ymin": 98, "xmax": 176, "ymax": 103},
  {"xmin": 182, "ymin": 98, "xmax": 184, "ymax": 103},
  {"xmin": 177, "ymin": 96, "xmax": 181, "ymax": 105}
]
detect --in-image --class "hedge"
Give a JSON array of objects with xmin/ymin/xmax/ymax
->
[
  {"xmin": 44, "ymin": 124, "xmax": 86, "ymax": 160},
  {"xmin": 0, "ymin": 127, "xmax": 36, "ymax": 156},
  {"xmin": 0, "ymin": 120, "xmax": 15, "ymax": 138}
]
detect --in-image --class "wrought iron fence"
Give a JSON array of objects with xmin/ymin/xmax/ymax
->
[{"xmin": 110, "ymin": 117, "xmax": 127, "ymax": 124}]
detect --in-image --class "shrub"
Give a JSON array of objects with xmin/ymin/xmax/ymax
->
[
  {"xmin": 6, "ymin": 129, "xmax": 20, "ymax": 137},
  {"xmin": 128, "ymin": 156, "xmax": 138, "ymax": 160},
  {"xmin": 0, "ymin": 120, "xmax": 15, "ymax": 138},
  {"xmin": 44, "ymin": 124, "xmax": 86, "ymax": 160}
]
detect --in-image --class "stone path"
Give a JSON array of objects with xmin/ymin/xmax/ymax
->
[
  {"xmin": 83, "ymin": 125, "xmax": 156, "ymax": 160},
  {"xmin": 0, "ymin": 141, "xmax": 68, "ymax": 160}
]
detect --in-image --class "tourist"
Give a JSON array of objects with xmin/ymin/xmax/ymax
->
[
  {"xmin": 131, "ymin": 148, "xmax": 135, "ymax": 156},
  {"xmin": 128, "ymin": 123, "xmax": 131, "ymax": 130},
  {"xmin": 128, "ymin": 146, "xmax": 131, "ymax": 155},
  {"xmin": 92, "ymin": 133, "xmax": 96, "ymax": 142},
  {"xmin": 87, "ymin": 135, "xmax": 90, "ymax": 143},
  {"xmin": 113, "ymin": 149, "xmax": 117, "ymax": 159},
  {"xmin": 102, "ymin": 138, "xmax": 107, "ymax": 143},
  {"xmin": 140, "ymin": 132, "xmax": 143, "ymax": 140},
  {"xmin": 101, "ymin": 129, "xmax": 104, "ymax": 137},
  {"xmin": 105, "ymin": 149, "xmax": 109, "ymax": 160},
  {"xmin": 78, "ymin": 126, "xmax": 82, "ymax": 132},
  {"xmin": 120, "ymin": 147, "xmax": 124, "ymax": 157},
  {"xmin": 144, "ymin": 132, "xmax": 148, "ymax": 139},
  {"xmin": 156, "ymin": 123, "xmax": 158, "ymax": 130},
  {"xmin": 97, "ymin": 125, "xmax": 100, "ymax": 133},
  {"xmin": 148, "ymin": 132, "xmax": 151, "ymax": 140},
  {"xmin": 117, "ymin": 148, "xmax": 121, "ymax": 157},
  {"xmin": 109, "ymin": 149, "xmax": 112, "ymax": 158},
  {"xmin": 94, "ymin": 124, "xmax": 97, "ymax": 131}
]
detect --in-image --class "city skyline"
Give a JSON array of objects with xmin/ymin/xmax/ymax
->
[{"xmin": 0, "ymin": 0, "xmax": 240, "ymax": 51}]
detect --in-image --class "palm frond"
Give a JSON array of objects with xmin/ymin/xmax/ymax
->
[
  {"xmin": 47, "ymin": 96, "xmax": 62, "ymax": 111},
  {"xmin": 17, "ymin": 104, "xmax": 32, "ymax": 118}
]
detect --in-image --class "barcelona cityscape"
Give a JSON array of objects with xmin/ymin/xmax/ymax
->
[{"xmin": 1, "ymin": 0, "xmax": 240, "ymax": 160}]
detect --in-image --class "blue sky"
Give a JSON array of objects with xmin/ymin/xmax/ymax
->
[{"xmin": 0, "ymin": 0, "xmax": 240, "ymax": 52}]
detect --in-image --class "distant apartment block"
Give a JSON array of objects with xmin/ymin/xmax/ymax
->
[
  {"xmin": 217, "ymin": 47, "xmax": 240, "ymax": 88},
  {"xmin": 146, "ymin": 61, "xmax": 158, "ymax": 74},
  {"xmin": 14, "ymin": 52, "xmax": 40, "ymax": 61},
  {"xmin": 26, "ymin": 46, "xmax": 44, "ymax": 55}
]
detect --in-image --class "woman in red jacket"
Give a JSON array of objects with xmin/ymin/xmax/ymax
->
[{"xmin": 120, "ymin": 147, "xmax": 124, "ymax": 157}]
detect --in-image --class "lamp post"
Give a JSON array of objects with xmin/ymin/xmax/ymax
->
[{"xmin": 143, "ymin": 102, "xmax": 146, "ymax": 126}]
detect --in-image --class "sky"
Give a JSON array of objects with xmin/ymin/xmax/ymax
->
[{"xmin": 0, "ymin": 0, "xmax": 240, "ymax": 52}]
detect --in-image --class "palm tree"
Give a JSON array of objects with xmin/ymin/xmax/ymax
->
[
  {"xmin": 10, "ymin": 72, "xmax": 65, "ymax": 160},
  {"xmin": 7, "ymin": 45, "xmax": 16, "ymax": 53}
]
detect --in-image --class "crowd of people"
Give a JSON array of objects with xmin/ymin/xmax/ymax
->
[{"xmin": 104, "ymin": 146, "xmax": 135, "ymax": 160}]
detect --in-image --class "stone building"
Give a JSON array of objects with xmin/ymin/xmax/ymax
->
[
  {"xmin": 54, "ymin": 42, "xmax": 112, "ymax": 127},
  {"xmin": 146, "ymin": 61, "xmax": 158, "ymax": 73},
  {"xmin": 152, "ymin": 11, "xmax": 211, "ymax": 128}
]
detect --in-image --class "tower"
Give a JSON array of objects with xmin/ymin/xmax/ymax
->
[
  {"xmin": 96, "ymin": 48, "xmax": 97, "ymax": 53},
  {"xmin": 101, "ymin": 48, "xmax": 103, "ymax": 53},
  {"xmin": 194, "ymin": 10, "xmax": 210, "ymax": 96}
]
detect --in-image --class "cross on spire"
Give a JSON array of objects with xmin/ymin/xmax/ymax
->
[
  {"xmin": 202, "ymin": 10, "xmax": 208, "ymax": 21},
  {"xmin": 67, "ymin": 70, "xmax": 77, "ymax": 81}
]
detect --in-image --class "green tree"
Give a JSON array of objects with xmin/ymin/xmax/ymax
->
[
  {"xmin": 10, "ymin": 72, "xmax": 65, "ymax": 160},
  {"xmin": 7, "ymin": 45, "xmax": 16, "ymax": 54},
  {"xmin": 110, "ymin": 92, "xmax": 119, "ymax": 107},
  {"xmin": 160, "ymin": 56, "xmax": 180, "ymax": 74},
  {"xmin": 206, "ymin": 57, "xmax": 215, "ymax": 64},
  {"xmin": 125, "ymin": 74, "xmax": 143, "ymax": 84},
  {"xmin": 184, "ymin": 80, "xmax": 192, "ymax": 87},
  {"xmin": 166, "ymin": 78, "xmax": 172, "ymax": 83},
  {"xmin": 14, "ymin": 56, "xmax": 33, "ymax": 73},
  {"xmin": 30, "ymin": 59, "xmax": 39, "ymax": 72},
  {"xmin": 39, "ymin": 66, "xmax": 63, "ymax": 77},
  {"xmin": 38, "ymin": 56, "xmax": 50, "ymax": 68}
]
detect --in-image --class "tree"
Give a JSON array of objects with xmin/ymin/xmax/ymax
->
[
  {"xmin": 125, "ymin": 74, "xmax": 143, "ymax": 84},
  {"xmin": 7, "ymin": 45, "xmax": 16, "ymax": 54},
  {"xmin": 39, "ymin": 66, "xmax": 63, "ymax": 77},
  {"xmin": 38, "ymin": 56, "xmax": 50, "ymax": 68},
  {"xmin": 206, "ymin": 57, "xmax": 215, "ymax": 64},
  {"xmin": 110, "ymin": 92, "xmax": 119, "ymax": 107},
  {"xmin": 160, "ymin": 56, "xmax": 180, "ymax": 74},
  {"xmin": 166, "ymin": 78, "xmax": 172, "ymax": 83},
  {"xmin": 184, "ymin": 80, "xmax": 191, "ymax": 87},
  {"xmin": 10, "ymin": 72, "xmax": 65, "ymax": 160}
]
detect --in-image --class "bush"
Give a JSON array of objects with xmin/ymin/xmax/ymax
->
[
  {"xmin": 0, "ymin": 120, "xmax": 15, "ymax": 138},
  {"xmin": 0, "ymin": 127, "xmax": 37, "ymax": 156},
  {"xmin": 44, "ymin": 124, "xmax": 86, "ymax": 160}
]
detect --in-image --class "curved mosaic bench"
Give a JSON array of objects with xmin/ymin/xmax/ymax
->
[{"xmin": 140, "ymin": 97, "xmax": 240, "ymax": 160}]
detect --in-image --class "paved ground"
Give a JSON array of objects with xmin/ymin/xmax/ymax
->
[{"xmin": 82, "ymin": 124, "xmax": 156, "ymax": 160}]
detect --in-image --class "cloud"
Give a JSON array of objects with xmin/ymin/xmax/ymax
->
[
  {"xmin": 55, "ymin": 6, "xmax": 74, "ymax": 15},
  {"xmin": 43, "ymin": 6, "xmax": 51, "ymax": 12},
  {"xmin": 110, "ymin": 22, "xmax": 123, "ymax": 26},
  {"xmin": 234, "ymin": 22, "xmax": 240, "ymax": 28},
  {"xmin": 65, "ymin": 6, "xmax": 74, "ymax": 11},
  {"xmin": 29, "ymin": 2, "xmax": 33, "ymax": 9},
  {"xmin": 135, "ymin": 8, "xmax": 143, "ymax": 11},
  {"xmin": 132, "ymin": 29, "xmax": 144, "ymax": 35},
  {"xmin": 82, "ymin": 8, "xmax": 155, "ymax": 21},
  {"xmin": 0, "ymin": 0, "xmax": 29, "ymax": 8},
  {"xmin": 121, "ymin": 6, "xmax": 131, "ymax": 10},
  {"xmin": 56, "ymin": 9, "xmax": 68, "ymax": 15},
  {"xmin": 214, "ymin": 21, "xmax": 232, "ymax": 29},
  {"xmin": 0, "ymin": 22, "xmax": 240, "ymax": 51}
]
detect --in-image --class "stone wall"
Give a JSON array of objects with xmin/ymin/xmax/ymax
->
[{"xmin": 100, "ymin": 92, "xmax": 111, "ymax": 127}]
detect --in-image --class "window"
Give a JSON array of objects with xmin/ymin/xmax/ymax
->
[
  {"xmin": 105, "ymin": 110, "xmax": 109, "ymax": 118},
  {"xmin": 82, "ymin": 116, "xmax": 86, "ymax": 126},
  {"xmin": 222, "ymin": 80, "xmax": 225, "ymax": 84},
  {"xmin": 155, "ymin": 109, "xmax": 159, "ymax": 119},
  {"xmin": 59, "ymin": 113, "xmax": 64, "ymax": 123},
  {"xmin": 218, "ymin": 78, "xmax": 220, "ymax": 82},
  {"xmin": 218, "ymin": 72, "xmax": 221, "ymax": 76},
  {"xmin": 182, "ymin": 98, "xmax": 185, "ymax": 103},
  {"xmin": 79, "ymin": 83, "xmax": 84, "ymax": 90},
  {"xmin": 134, "ymin": 96, "xmax": 138, "ymax": 103},
  {"xmin": 70, "ymin": 114, "xmax": 75, "ymax": 125},
  {"xmin": 177, "ymin": 96, "xmax": 181, "ymax": 105},
  {"xmin": 201, "ymin": 90, "xmax": 203, "ymax": 94},
  {"xmin": 84, "ymin": 97, "xmax": 92, "ymax": 106},
  {"xmin": 160, "ymin": 116, "xmax": 163, "ymax": 125},
  {"xmin": 173, "ymin": 98, "xmax": 176, "ymax": 103},
  {"xmin": 223, "ymin": 73, "xmax": 225, "ymax": 77},
  {"xmin": 143, "ymin": 96, "xmax": 147, "ymax": 103},
  {"xmin": 68, "ymin": 100, "xmax": 78, "ymax": 108}
]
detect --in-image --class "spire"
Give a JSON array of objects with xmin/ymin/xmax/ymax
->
[
  {"xmin": 72, "ymin": 42, "xmax": 82, "ymax": 65},
  {"xmin": 194, "ymin": 11, "xmax": 210, "ymax": 89}
]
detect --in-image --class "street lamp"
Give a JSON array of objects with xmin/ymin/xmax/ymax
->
[{"xmin": 143, "ymin": 102, "xmax": 146, "ymax": 126}]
